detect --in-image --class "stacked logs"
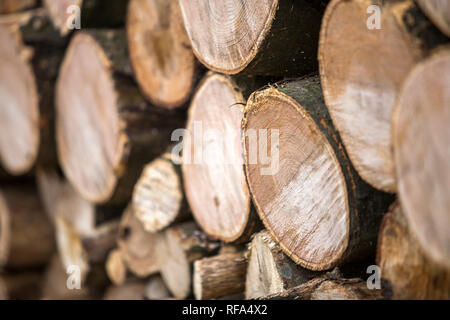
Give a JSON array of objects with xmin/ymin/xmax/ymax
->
[{"xmin": 0, "ymin": 0, "xmax": 449, "ymax": 300}]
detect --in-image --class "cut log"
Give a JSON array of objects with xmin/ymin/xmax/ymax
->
[
  {"xmin": 117, "ymin": 205, "xmax": 161, "ymax": 277},
  {"xmin": 260, "ymin": 277, "xmax": 383, "ymax": 300},
  {"xmin": 44, "ymin": 0, "xmax": 128, "ymax": 35},
  {"xmin": 132, "ymin": 152, "xmax": 189, "ymax": 233},
  {"xmin": 392, "ymin": 48, "xmax": 450, "ymax": 268},
  {"xmin": 246, "ymin": 230, "xmax": 321, "ymax": 299},
  {"xmin": 178, "ymin": 0, "xmax": 325, "ymax": 76},
  {"xmin": 243, "ymin": 77, "xmax": 394, "ymax": 271},
  {"xmin": 318, "ymin": 0, "xmax": 447, "ymax": 192},
  {"xmin": 145, "ymin": 274, "xmax": 171, "ymax": 300},
  {"xmin": 0, "ymin": 24, "xmax": 38, "ymax": 175},
  {"xmin": 0, "ymin": 271, "xmax": 42, "ymax": 300},
  {"xmin": 103, "ymin": 281, "xmax": 147, "ymax": 300},
  {"xmin": 55, "ymin": 29, "xmax": 186, "ymax": 205},
  {"xmin": 127, "ymin": 0, "xmax": 199, "ymax": 108},
  {"xmin": 157, "ymin": 221, "xmax": 221, "ymax": 299},
  {"xmin": 377, "ymin": 203, "xmax": 450, "ymax": 299},
  {"xmin": 0, "ymin": 0, "xmax": 36, "ymax": 14},
  {"xmin": 106, "ymin": 249, "xmax": 126, "ymax": 286},
  {"xmin": 193, "ymin": 251, "xmax": 247, "ymax": 300},
  {"xmin": 0, "ymin": 184, "xmax": 55, "ymax": 268},
  {"xmin": 182, "ymin": 72, "xmax": 260, "ymax": 242},
  {"xmin": 417, "ymin": 0, "xmax": 450, "ymax": 37}
]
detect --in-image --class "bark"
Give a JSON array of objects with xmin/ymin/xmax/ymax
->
[
  {"xmin": 193, "ymin": 251, "xmax": 247, "ymax": 300},
  {"xmin": 259, "ymin": 277, "xmax": 383, "ymax": 300},
  {"xmin": 0, "ymin": 184, "xmax": 55, "ymax": 268},
  {"xmin": 127, "ymin": 0, "xmax": 202, "ymax": 108},
  {"xmin": 0, "ymin": 271, "xmax": 42, "ymax": 300},
  {"xmin": 132, "ymin": 152, "xmax": 190, "ymax": 233},
  {"xmin": 156, "ymin": 221, "xmax": 221, "ymax": 299},
  {"xmin": 417, "ymin": 0, "xmax": 450, "ymax": 37},
  {"xmin": 318, "ymin": 0, "xmax": 447, "ymax": 192},
  {"xmin": 182, "ymin": 72, "xmax": 262, "ymax": 242},
  {"xmin": 243, "ymin": 76, "xmax": 394, "ymax": 271},
  {"xmin": 377, "ymin": 202, "xmax": 450, "ymax": 299},
  {"xmin": 55, "ymin": 29, "xmax": 186, "ymax": 205},
  {"xmin": 0, "ymin": 0, "xmax": 36, "ymax": 14},
  {"xmin": 392, "ymin": 48, "xmax": 450, "ymax": 268},
  {"xmin": 179, "ymin": 0, "xmax": 326, "ymax": 76},
  {"xmin": 246, "ymin": 230, "xmax": 322, "ymax": 299}
]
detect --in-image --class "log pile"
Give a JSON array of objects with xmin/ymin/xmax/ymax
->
[{"xmin": 0, "ymin": 0, "xmax": 448, "ymax": 300}]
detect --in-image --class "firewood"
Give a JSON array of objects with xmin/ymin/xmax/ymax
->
[
  {"xmin": 55, "ymin": 29, "xmax": 186, "ymax": 205},
  {"xmin": 106, "ymin": 249, "xmax": 126, "ymax": 286},
  {"xmin": 392, "ymin": 48, "xmax": 450, "ymax": 268},
  {"xmin": 43, "ymin": 0, "xmax": 128, "ymax": 35},
  {"xmin": 260, "ymin": 277, "xmax": 383, "ymax": 300},
  {"xmin": 246, "ymin": 230, "xmax": 321, "ymax": 299},
  {"xmin": 0, "ymin": 271, "xmax": 42, "ymax": 300},
  {"xmin": 318, "ymin": 0, "xmax": 447, "ymax": 192},
  {"xmin": 117, "ymin": 205, "xmax": 161, "ymax": 278},
  {"xmin": 417, "ymin": 0, "xmax": 450, "ymax": 37},
  {"xmin": 193, "ymin": 251, "xmax": 247, "ymax": 300},
  {"xmin": 0, "ymin": 184, "xmax": 55, "ymax": 268},
  {"xmin": 103, "ymin": 281, "xmax": 147, "ymax": 300},
  {"xmin": 243, "ymin": 76, "xmax": 394, "ymax": 271},
  {"xmin": 132, "ymin": 152, "xmax": 189, "ymax": 233},
  {"xmin": 127, "ymin": 0, "xmax": 200, "ymax": 108},
  {"xmin": 377, "ymin": 203, "xmax": 450, "ymax": 299},
  {"xmin": 178, "ymin": 0, "xmax": 325, "ymax": 76},
  {"xmin": 182, "ymin": 72, "xmax": 261, "ymax": 243},
  {"xmin": 157, "ymin": 221, "xmax": 220, "ymax": 299},
  {"xmin": 145, "ymin": 274, "xmax": 171, "ymax": 300},
  {"xmin": 0, "ymin": 0, "xmax": 36, "ymax": 14}
]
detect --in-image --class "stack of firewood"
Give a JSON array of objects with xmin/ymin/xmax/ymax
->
[{"xmin": 0, "ymin": 0, "xmax": 449, "ymax": 300}]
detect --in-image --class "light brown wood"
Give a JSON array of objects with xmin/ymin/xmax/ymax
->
[
  {"xmin": 145, "ymin": 274, "xmax": 171, "ymax": 300},
  {"xmin": 117, "ymin": 205, "xmax": 161, "ymax": 277},
  {"xmin": 0, "ymin": 184, "xmax": 55, "ymax": 268},
  {"xmin": 127, "ymin": 0, "xmax": 197, "ymax": 108},
  {"xmin": 56, "ymin": 29, "xmax": 185, "ymax": 205},
  {"xmin": 243, "ymin": 77, "xmax": 393, "ymax": 271},
  {"xmin": 103, "ymin": 281, "xmax": 147, "ymax": 300},
  {"xmin": 132, "ymin": 153, "xmax": 189, "ymax": 233},
  {"xmin": 182, "ymin": 73, "xmax": 257, "ymax": 242},
  {"xmin": 0, "ymin": 0, "xmax": 36, "ymax": 14},
  {"xmin": 417, "ymin": 0, "xmax": 450, "ymax": 37},
  {"xmin": 193, "ymin": 251, "xmax": 247, "ymax": 300},
  {"xmin": 392, "ymin": 48, "xmax": 450, "ymax": 268},
  {"xmin": 178, "ymin": 0, "xmax": 324, "ymax": 76},
  {"xmin": 246, "ymin": 230, "xmax": 320, "ymax": 299},
  {"xmin": 106, "ymin": 249, "xmax": 126, "ymax": 286},
  {"xmin": 377, "ymin": 202, "xmax": 450, "ymax": 300},
  {"xmin": 0, "ymin": 24, "xmax": 38, "ymax": 175},
  {"xmin": 260, "ymin": 277, "xmax": 383, "ymax": 300},
  {"xmin": 318, "ymin": 0, "xmax": 447, "ymax": 192},
  {"xmin": 157, "ymin": 221, "xmax": 221, "ymax": 299}
]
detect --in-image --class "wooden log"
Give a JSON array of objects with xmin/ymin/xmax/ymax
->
[
  {"xmin": 106, "ymin": 249, "xmax": 126, "ymax": 286},
  {"xmin": 182, "ymin": 72, "xmax": 261, "ymax": 242},
  {"xmin": 260, "ymin": 277, "xmax": 383, "ymax": 300},
  {"xmin": 246, "ymin": 230, "xmax": 321, "ymax": 299},
  {"xmin": 193, "ymin": 251, "xmax": 247, "ymax": 300},
  {"xmin": 377, "ymin": 202, "xmax": 450, "ymax": 299},
  {"xmin": 156, "ymin": 221, "xmax": 221, "ymax": 299},
  {"xmin": 103, "ymin": 281, "xmax": 147, "ymax": 300},
  {"xmin": 178, "ymin": 0, "xmax": 325, "ymax": 76},
  {"xmin": 145, "ymin": 274, "xmax": 171, "ymax": 300},
  {"xmin": 392, "ymin": 48, "xmax": 450, "ymax": 268},
  {"xmin": 243, "ymin": 76, "xmax": 394, "ymax": 271},
  {"xmin": 0, "ymin": 23, "xmax": 38, "ymax": 175},
  {"xmin": 0, "ymin": 271, "xmax": 42, "ymax": 300},
  {"xmin": 0, "ymin": 184, "xmax": 55, "ymax": 268},
  {"xmin": 127, "ymin": 0, "xmax": 200, "ymax": 108},
  {"xmin": 417, "ymin": 0, "xmax": 450, "ymax": 38},
  {"xmin": 132, "ymin": 152, "xmax": 189, "ymax": 233},
  {"xmin": 117, "ymin": 205, "xmax": 161, "ymax": 278},
  {"xmin": 318, "ymin": 0, "xmax": 447, "ymax": 192},
  {"xmin": 0, "ymin": 0, "xmax": 36, "ymax": 14},
  {"xmin": 43, "ymin": 0, "xmax": 128, "ymax": 35},
  {"xmin": 55, "ymin": 29, "xmax": 186, "ymax": 205}
]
